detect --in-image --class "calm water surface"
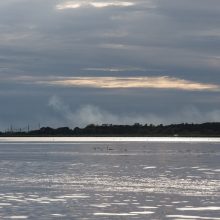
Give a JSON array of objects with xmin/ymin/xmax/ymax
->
[{"xmin": 0, "ymin": 137, "xmax": 220, "ymax": 219}]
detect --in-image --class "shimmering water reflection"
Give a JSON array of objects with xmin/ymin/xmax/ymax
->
[{"xmin": 0, "ymin": 139, "xmax": 219, "ymax": 219}]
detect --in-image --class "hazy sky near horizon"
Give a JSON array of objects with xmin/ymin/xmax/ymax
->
[{"xmin": 1, "ymin": 0, "xmax": 220, "ymax": 130}]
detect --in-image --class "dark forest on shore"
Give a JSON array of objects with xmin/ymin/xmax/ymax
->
[{"xmin": 1, "ymin": 122, "xmax": 220, "ymax": 137}]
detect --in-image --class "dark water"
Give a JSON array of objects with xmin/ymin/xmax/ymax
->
[{"xmin": 0, "ymin": 139, "xmax": 220, "ymax": 219}]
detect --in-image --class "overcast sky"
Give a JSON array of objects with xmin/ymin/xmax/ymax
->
[{"xmin": 1, "ymin": 0, "xmax": 220, "ymax": 130}]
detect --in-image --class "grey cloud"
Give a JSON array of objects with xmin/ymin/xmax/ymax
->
[{"xmin": 1, "ymin": 0, "xmax": 220, "ymax": 79}]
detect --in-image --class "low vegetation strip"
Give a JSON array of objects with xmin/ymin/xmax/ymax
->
[{"xmin": 1, "ymin": 123, "xmax": 220, "ymax": 137}]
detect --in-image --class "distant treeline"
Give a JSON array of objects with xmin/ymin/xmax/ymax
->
[{"xmin": 1, "ymin": 123, "xmax": 220, "ymax": 137}]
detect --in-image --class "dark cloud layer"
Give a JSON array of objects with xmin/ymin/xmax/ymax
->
[{"xmin": 1, "ymin": 0, "xmax": 220, "ymax": 129}]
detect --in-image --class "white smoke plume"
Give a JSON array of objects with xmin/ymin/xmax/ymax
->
[
  {"xmin": 48, "ymin": 96, "xmax": 220, "ymax": 127},
  {"xmin": 48, "ymin": 96, "xmax": 75, "ymax": 122}
]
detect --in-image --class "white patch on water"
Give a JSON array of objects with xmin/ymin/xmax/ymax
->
[
  {"xmin": 204, "ymin": 172, "xmax": 215, "ymax": 175},
  {"xmin": 25, "ymin": 197, "xmax": 65, "ymax": 203},
  {"xmin": 111, "ymin": 202, "xmax": 128, "ymax": 205},
  {"xmin": 130, "ymin": 211, "xmax": 154, "ymax": 214},
  {"xmin": 94, "ymin": 211, "xmax": 154, "ymax": 216},
  {"xmin": 138, "ymin": 206, "xmax": 158, "ymax": 209},
  {"xmin": 93, "ymin": 212, "xmax": 137, "ymax": 216},
  {"xmin": 166, "ymin": 215, "xmax": 220, "ymax": 220},
  {"xmin": 0, "ymin": 203, "xmax": 11, "ymax": 206},
  {"xmin": 38, "ymin": 201, "xmax": 51, "ymax": 204},
  {"xmin": 90, "ymin": 203, "xmax": 111, "ymax": 208},
  {"xmin": 51, "ymin": 214, "xmax": 66, "ymax": 217},
  {"xmin": 197, "ymin": 168, "xmax": 210, "ymax": 171},
  {"xmin": 177, "ymin": 206, "xmax": 220, "ymax": 211},
  {"xmin": 170, "ymin": 167, "xmax": 186, "ymax": 170},
  {"xmin": 100, "ymin": 195, "xmax": 114, "ymax": 198},
  {"xmin": 143, "ymin": 166, "xmax": 157, "ymax": 169},
  {"xmin": 56, "ymin": 194, "xmax": 89, "ymax": 199}
]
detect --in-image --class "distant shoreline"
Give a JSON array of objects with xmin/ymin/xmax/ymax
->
[{"xmin": 1, "ymin": 122, "xmax": 220, "ymax": 137}]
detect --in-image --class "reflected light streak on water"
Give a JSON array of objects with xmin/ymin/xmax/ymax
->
[{"xmin": 1, "ymin": 137, "xmax": 220, "ymax": 143}]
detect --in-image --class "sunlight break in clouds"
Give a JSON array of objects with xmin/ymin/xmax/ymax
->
[
  {"xmin": 56, "ymin": 1, "xmax": 135, "ymax": 10},
  {"xmin": 43, "ymin": 76, "xmax": 220, "ymax": 91},
  {"xmin": 56, "ymin": 2, "xmax": 80, "ymax": 9},
  {"xmin": 90, "ymin": 2, "xmax": 134, "ymax": 8},
  {"xmin": 83, "ymin": 67, "xmax": 146, "ymax": 72}
]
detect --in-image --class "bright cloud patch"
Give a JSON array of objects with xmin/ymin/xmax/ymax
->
[
  {"xmin": 83, "ymin": 67, "xmax": 146, "ymax": 72},
  {"xmin": 56, "ymin": 1, "xmax": 135, "ymax": 10},
  {"xmin": 56, "ymin": 2, "xmax": 80, "ymax": 10},
  {"xmin": 90, "ymin": 2, "xmax": 134, "ymax": 8},
  {"xmin": 3, "ymin": 75, "xmax": 220, "ymax": 92},
  {"xmin": 40, "ymin": 76, "xmax": 220, "ymax": 91}
]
